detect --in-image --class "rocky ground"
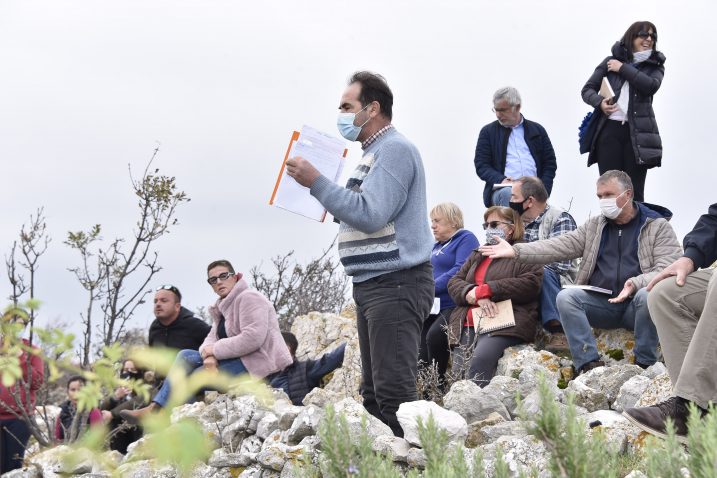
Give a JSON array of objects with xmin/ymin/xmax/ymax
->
[{"xmin": 5, "ymin": 308, "xmax": 672, "ymax": 478}]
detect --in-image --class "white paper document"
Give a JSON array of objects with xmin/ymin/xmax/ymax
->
[
  {"xmin": 430, "ymin": 298, "xmax": 440, "ymax": 315},
  {"xmin": 271, "ymin": 125, "xmax": 346, "ymax": 222},
  {"xmin": 492, "ymin": 183, "xmax": 513, "ymax": 190},
  {"xmin": 562, "ymin": 284, "xmax": 613, "ymax": 295}
]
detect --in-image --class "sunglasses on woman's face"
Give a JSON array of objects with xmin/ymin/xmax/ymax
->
[
  {"xmin": 207, "ymin": 271, "xmax": 234, "ymax": 285},
  {"xmin": 637, "ymin": 31, "xmax": 657, "ymax": 40},
  {"xmin": 482, "ymin": 221, "xmax": 513, "ymax": 230}
]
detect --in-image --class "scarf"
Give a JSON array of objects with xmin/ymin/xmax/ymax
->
[{"xmin": 616, "ymin": 50, "xmax": 653, "ymax": 117}]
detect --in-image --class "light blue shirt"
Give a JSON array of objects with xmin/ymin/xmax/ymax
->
[{"xmin": 504, "ymin": 117, "xmax": 537, "ymax": 179}]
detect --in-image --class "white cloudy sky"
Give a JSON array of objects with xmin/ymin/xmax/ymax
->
[{"xmin": 1, "ymin": 1, "xmax": 713, "ymax": 340}]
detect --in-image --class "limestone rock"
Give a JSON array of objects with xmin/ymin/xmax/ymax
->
[
  {"xmin": 302, "ymin": 387, "xmax": 339, "ymax": 408},
  {"xmin": 406, "ymin": 447, "xmax": 427, "ymax": 469},
  {"xmin": 483, "ymin": 375, "xmax": 520, "ymax": 416},
  {"xmin": 635, "ymin": 373, "xmax": 673, "ymax": 407},
  {"xmin": 238, "ymin": 435, "xmax": 263, "ymax": 465},
  {"xmin": 476, "ymin": 420, "xmax": 530, "ymax": 446},
  {"xmin": 1, "ymin": 465, "xmax": 41, "ymax": 478},
  {"xmin": 291, "ymin": 312, "xmax": 361, "ymax": 401},
  {"xmin": 286, "ymin": 406, "xmax": 324, "ymax": 444},
  {"xmin": 594, "ymin": 328, "xmax": 638, "ymax": 365},
  {"xmin": 614, "ymin": 374, "xmax": 652, "ymax": 412},
  {"xmin": 396, "ymin": 400, "xmax": 468, "ymax": 447},
  {"xmin": 481, "ymin": 435, "xmax": 550, "ymax": 477},
  {"xmin": 443, "ymin": 380, "xmax": 510, "ymax": 424},
  {"xmin": 585, "ymin": 410, "xmax": 644, "ymax": 454},
  {"xmin": 496, "ymin": 345, "xmax": 561, "ymax": 379},
  {"xmin": 115, "ymin": 460, "xmax": 175, "ymax": 478},
  {"xmin": 371, "ymin": 435, "xmax": 411, "ymax": 463},
  {"xmin": 571, "ymin": 363, "xmax": 643, "ymax": 406},
  {"xmin": 256, "ymin": 412, "xmax": 279, "ymax": 440},
  {"xmin": 465, "ymin": 412, "xmax": 506, "ymax": 448},
  {"xmin": 209, "ymin": 448, "xmax": 254, "ymax": 467},
  {"xmin": 328, "ymin": 398, "xmax": 393, "ymax": 446},
  {"xmin": 566, "ymin": 379, "xmax": 609, "ymax": 412},
  {"xmin": 642, "ymin": 361, "xmax": 668, "ymax": 379},
  {"xmin": 238, "ymin": 465, "xmax": 263, "ymax": 477},
  {"xmin": 171, "ymin": 401, "xmax": 207, "ymax": 423}
]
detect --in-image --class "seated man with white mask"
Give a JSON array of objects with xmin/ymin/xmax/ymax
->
[{"xmin": 478, "ymin": 170, "xmax": 682, "ymax": 374}]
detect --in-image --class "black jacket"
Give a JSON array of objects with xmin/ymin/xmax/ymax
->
[
  {"xmin": 683, "ymin": 203, "xmax": 717, "ymax": 269},
  {"xmin": 148, "ymin": 307, "xmax": 211, "ymax": 352},
  {"xmin": 582, "ymin": 42, "xmax": 666, "ymax": 168},
  {"xmin": 473, "ymin": 118, "xmax": 557, "ymax": 208}
]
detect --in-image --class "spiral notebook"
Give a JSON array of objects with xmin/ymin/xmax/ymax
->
[{"xmin": 471, "ymin": 299, "xmax": 515, "ymax": 334}]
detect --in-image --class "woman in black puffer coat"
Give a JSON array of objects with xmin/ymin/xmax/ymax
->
[{"xmin": 582, "ymin": 21, "xmax": 665, "ymax": 202}]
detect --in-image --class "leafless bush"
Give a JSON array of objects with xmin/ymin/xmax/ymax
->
[{"xmin": 249, "ymin": 236, "xmax": 349, "ymax": 330}]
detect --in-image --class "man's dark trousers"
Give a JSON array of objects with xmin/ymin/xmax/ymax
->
[{"xmin": 353, "ymin": 262, "xmax": 434, "ymax": 436}]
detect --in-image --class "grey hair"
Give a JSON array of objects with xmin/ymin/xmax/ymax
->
[
  {"xmin": 597, "ymin": 170, "xmax": 633, "ymax": 192},
  {"xmin": 493, "ymin": 87, "xmax": 521, "ymax": 106}
]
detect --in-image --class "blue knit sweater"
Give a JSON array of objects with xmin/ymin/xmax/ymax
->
[
  {"xmin": 311, "ymin": 128, "xmax": 433, "ymax": 282},
  {"xmin": 431, "ymin": 229, "xmax": 480, "ymax": 310}
]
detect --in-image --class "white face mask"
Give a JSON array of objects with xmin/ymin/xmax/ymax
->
[{"xmin": 599, "ymin": 190, "xmax": 628, "ymax": 219}]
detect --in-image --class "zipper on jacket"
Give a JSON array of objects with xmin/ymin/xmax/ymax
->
[{"xmin": 616, "ymin": 229, "xmax": 622, "ymax": 296}]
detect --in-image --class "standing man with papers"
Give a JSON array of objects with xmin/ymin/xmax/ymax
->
[
  {"xmin": 286, "ymin": 71, "xmax": 434, "ymax": 437},
  {"xmin": 478, "ymin": 170, "xmax": 681, "ymax": 374}
]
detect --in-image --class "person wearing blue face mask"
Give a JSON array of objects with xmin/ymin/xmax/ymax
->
[
  {"xmin": 479, "ymin": 170, "xmax": 682, "ymax": 375},
  {"xmin": 285, "ymin": 71, "xmax": 434, "ymax": 437}
]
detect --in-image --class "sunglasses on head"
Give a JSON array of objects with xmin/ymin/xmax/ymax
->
[
  {"xmin": 482, "ymin": 221, "xmax": 513, "ymax": 230},
  {"xmin": 637, "ymin": 31, "xmax": 657, "ymax": 40},
  {"xmin": 156, "ymin": 284, "xmax": 181, "ymax": 297},
  {"xmin": 207, "ymin": 271, "xmax": 235, "ymax": 285}
]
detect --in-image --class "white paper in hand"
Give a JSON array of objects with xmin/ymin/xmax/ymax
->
[{"xmin": 273, "ymin": 125, "xmax": 346, "ymax": 222}]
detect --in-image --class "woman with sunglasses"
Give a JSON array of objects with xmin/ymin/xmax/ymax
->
[
  {"xmin": 446, "ymin": 207, "xmax": 542, "ymax": 387},
  {"xmin": 419, "ymin": 202, "xmax": 479, "ymax": 391},
  {"xmin": 581, "ymin": 21, "xmax": 665, "ymax": 202}
]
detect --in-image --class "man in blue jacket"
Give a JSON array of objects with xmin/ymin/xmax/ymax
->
[
  {"xmin": 624, "ymin": 202, "xmax": 717, "ymax": 443},
  {"xmin": 474, "ymin": 87, "xmax": 557, "ymax": 207}
]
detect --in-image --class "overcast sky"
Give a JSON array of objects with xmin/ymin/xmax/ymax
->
[{"xmin": 1, "ymin": 1, "xmax": 713, "ymax": 342}]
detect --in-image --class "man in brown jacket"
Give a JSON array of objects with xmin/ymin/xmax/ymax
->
[{"xmin": 479, "ymin": 170, "xmax": 682, "ymax": 374}]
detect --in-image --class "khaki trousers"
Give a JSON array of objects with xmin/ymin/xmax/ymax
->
[{"xmin": 647, "ymin": 268, "xmax": 717, "ymax": 409}]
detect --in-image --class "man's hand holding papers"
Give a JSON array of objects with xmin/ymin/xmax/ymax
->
[{"xmin": 286, "ymin": 156, "xmax": 320, "ymax": 187}]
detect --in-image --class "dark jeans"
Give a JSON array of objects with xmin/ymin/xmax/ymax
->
[
  {"xmin": 419, "ymin": 308, "xmax": 454, "ymax": 387},
  {"xmin": 596, "ymin": 120, "xmax": 648, "ymax": 202},
  {"xmin": 452, "ymin": 326, "xmax": 523, "ymax": 387},
  {"xmin": 354, "ymin": 262, "xmax": 434, "ymax": 437},
  {"xmin": 1, "ymin": 418, "xmax": 31, "ymax": 474}
]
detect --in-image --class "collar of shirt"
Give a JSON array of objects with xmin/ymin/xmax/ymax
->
[
  {"xmin": 527, "ymin": 204, "xmax": 550, "ymax": 227},
  {"xmin": 509, "ymin": 115, "xmax": 525, "ymax": 130},
  {"xmin": 361, "ymin": 124, "xmax": 394, "ymax": 149}
]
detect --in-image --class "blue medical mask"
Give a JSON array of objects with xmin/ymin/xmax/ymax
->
[{"xmin": 337, "ymin": 103, "xmax": 371, "ymax": 141}]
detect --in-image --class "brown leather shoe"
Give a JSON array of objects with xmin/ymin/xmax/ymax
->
[
  {"xmin": 119, "ymin": 402, "xmax": 160, "ymax": 425},
  {"xmin": 545, "ymin": 333, "xmax": 570, "ymax": 354},
  {"xmin": 622, "ymin": 397, "xmax": 702, "ymax": 444}
]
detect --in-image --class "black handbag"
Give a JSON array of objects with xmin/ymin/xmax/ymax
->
[{"xmin": 578, "ymin": 108, "xmax": 601, "ymax": 154}]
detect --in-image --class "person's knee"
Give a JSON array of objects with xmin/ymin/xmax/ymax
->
[
  {"xmin": 632, "ymin": 287, "xmax": 649, "ymax": 308},
  {"xmin": 647, "ymin": 277, "xmax": 675, "ymax": 312},
  {"xmin": 556, "ymin": 288, "xmax": 580, "ymax": 316}
]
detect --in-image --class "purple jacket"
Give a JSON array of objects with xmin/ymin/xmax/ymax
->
[{"xmin": 199, "ymin": 278, "xmax": 292, "ymax": 378}]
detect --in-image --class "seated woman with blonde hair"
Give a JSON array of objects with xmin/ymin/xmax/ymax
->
[
  {"xmin": 420, "ymin": 202, "xmax": 479, "ymax": 389},
  {"xmin": 447, "ymin": 206, "xmax": 543, "ymax": 386}
]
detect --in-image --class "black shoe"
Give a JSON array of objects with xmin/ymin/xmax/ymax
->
[
  {"xmin": 623, "ymin": 397, "xmax": 704, "ymax": 444},
  {"xmin": 579, "ymin": 360, "xmax": 605, "ymax": 375}
]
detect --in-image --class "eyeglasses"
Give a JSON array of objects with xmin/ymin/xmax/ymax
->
[
  {"xmin": 492, "ymin": 106, "xmax": 514, "ymax": 113},
  {"xmin": 207, "ymin": 271, "xmax": 235, "ymax": 285},
  {"xmin": 637, "ymin": 31, "xmax": 657, "ymax": 41},
  {"xmin": 156, "ymin": 284, "xmax": 181, "ymax": 300},
  {"xmin": 482, "ymin": 221, "xmax": 513, "ymax": 230}
]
